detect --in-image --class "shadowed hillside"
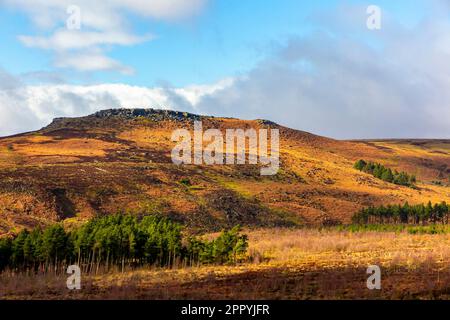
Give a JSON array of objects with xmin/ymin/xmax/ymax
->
[{"xmin": 0, "ymin": 108, "xmax": 449, "ymax": 235}]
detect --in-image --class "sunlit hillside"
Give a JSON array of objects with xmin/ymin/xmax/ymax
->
[{"xmin": 0, "ymin": 108, "xmax": 448, "ymax": 235}]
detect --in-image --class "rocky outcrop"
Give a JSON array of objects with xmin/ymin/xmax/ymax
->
[
  {"xmin": 93, "ymin": 108, "xmax": 204, "ymax": 121},
  {"xmin": 42, "ymin": 108, "xmax": 208, "ymax": 131},
  {"xmin": 42, "ymin": 108, "xmax": 282, "ymax": 132}
]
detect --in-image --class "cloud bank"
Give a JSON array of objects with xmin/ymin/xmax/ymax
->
[{"xmin": 0, "ymin": 69, "xmax": 233, "ymax": 136}]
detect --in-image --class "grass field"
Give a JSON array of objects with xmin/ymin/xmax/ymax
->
[{"xmin": 2, "ymin": 227, "xmax": 450, "ymax": 300}]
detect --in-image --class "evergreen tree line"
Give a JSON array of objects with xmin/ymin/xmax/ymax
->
[
  {"xmin": 352, "ymin": 201, "xmax": 450, "ymax": 225},
  {"xmin": 354, "ymin": 160, "xmax": 416, "ymax": 187},
  {"xmin": 0, "ymin": 215, "xmax": 248, "ymax": 273}
]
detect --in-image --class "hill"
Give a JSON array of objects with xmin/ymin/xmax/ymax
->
[{"xmin": 0, "ymin": 108, "xmax": 449, "ymax": 235}]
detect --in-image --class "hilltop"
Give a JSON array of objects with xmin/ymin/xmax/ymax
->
[{"xmin": 0, "ymin": 108, "xmax": 449, "ymax": 234}]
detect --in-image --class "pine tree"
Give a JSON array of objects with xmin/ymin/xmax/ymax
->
[
  {"xmin": 381, "ymin": 168, "xmax": 394, "ymax": 183},
  {"xmin": 354, "ymin": 160, "xmax": 367, "ymax": 171}
]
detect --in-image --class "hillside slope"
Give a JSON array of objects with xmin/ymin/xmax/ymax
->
[{"xmin": 0, "ymin": 108, "xmax": 449, "ymax": 234}]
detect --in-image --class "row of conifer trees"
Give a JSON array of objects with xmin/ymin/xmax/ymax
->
[
  {"xmin": 354, "ymin": 160, "xmax": 416, "ymax": 187},
  {"xmin": 0, "ymin": 214, "xmax": 248, "ymax": 273},
  {"xmin": 352, "ymin": 201, "xmax": 450, "ymax": 225}
]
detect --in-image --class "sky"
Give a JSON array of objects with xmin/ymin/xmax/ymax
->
[{"xmin": 0, "ymin": 0, "xmax": 449, "ymax": 139}]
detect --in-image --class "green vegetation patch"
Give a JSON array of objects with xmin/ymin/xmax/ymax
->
[
  {"xmin": 354, "ymin": 159, "xmax": 416, "ymax": 187},
  {"xmin": 337, "ymin": 224, "xmax": 450, "ymax": 235},
  {"xmin": 0, "ymin": 215, "xmax": 248, "ymax": 272},
  {"xmin": 352, "ymin": 201, "xmax": 449, "ymax": 225}
]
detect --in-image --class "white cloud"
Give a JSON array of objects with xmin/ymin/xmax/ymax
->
[
  {"xmin": 19, "ymin": 30, "xmax": 154, "ymax": 51},
  {"xmin": 3, "ymin": 0, "xmax": 208, "ymax": 25},
  {"xmin": 54, "ymin": 50, "xmax": 135, "ymax": 74},
  {"xmin": 174, "ymin": 78, "xmax": 235, "ymax": 105}
]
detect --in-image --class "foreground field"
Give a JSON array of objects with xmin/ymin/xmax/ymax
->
[{"xmin": 1, "ymin": 228, "xmax": 450, "ymax": 300}]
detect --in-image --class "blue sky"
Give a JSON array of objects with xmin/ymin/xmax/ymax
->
[
  {"xmin": 0, "ymin": 0, "xmax": 449, "ymax": 139},
  {"xmin": 0, "ymin": 0, "xmax": 325, "ymax": 86},
  {"xmin": 0, "ymin": 0, "xmax": 425, "ymax": 86}
]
